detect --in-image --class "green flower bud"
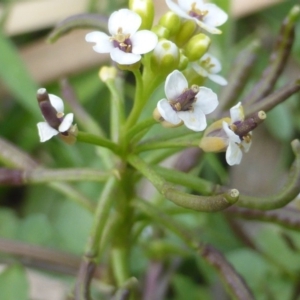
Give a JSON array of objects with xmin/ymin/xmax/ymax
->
[
  {"xmin": 150, "ymin": 39, "xmax": 179, "ymax": 74},
  {"xmin": 177, "ymin": 50, "xmax": 189, "ymax": 71},
  {"xmin": 175, "ymin": 20, "xmax": 197, "ymax": 47},
  {"xmin": 159, "ymin": 11, "xmax": 181, "ymax": 37},
  {"xmin": 183, "ymin": 67, "xmax": 206, "ymax": 86},
  {"xmin": 183, "ymin": 33, "xmax": 211, "ymax": 62},
  {"xmin": 152, "ymin": 24, "xmax": 170, "ymax": 39},
  {"xmin": 129, "ymin": 0, "xmax": 154, "ymax": 30}
]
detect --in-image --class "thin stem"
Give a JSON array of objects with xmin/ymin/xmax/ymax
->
[
  {"xmin": 242, "ymin": 5, "xmax": 300, "ymax": 105},
  {"xmin": 106, "ymin": 78, "xmax": 126, "ymax": 142},
  {"xmin": 75, "ymin": 176, "xmax": 118, "ymax": 299},
  {"xmin": 77, "ymin": 131, "xmax": 121, "ymax": 155},
  {"xmin": 154, "ymin": 166, "xmax": 222, "ymax": 195},
  {"xmin": 237, "ymin": 139, "xmax": 300, "ymax": 210},
  {"xmin": 0, "ymin": 167, "xmax": 110, "ymax": 185},
  {"xmin": 132, "ymin": 198, "xmax": 254, "ymax": 300},
  {"xmin": 125, "ymin": 69, "xmax": 144, "ymax": 130},
  {"xmin": 128, "ymin": 154, "xmax": 239, "ymax": 212},
  {"xmin": 134, "ymin": 136, "xmax": 201, "ymax": 153},
  {"xmin": 226, "ymin": 207, "xmax": 300, "ymax": 232},
  {"xmin": 126, "ymin": 118, "xmax": 157, "ymax": 142},
  {"xmin": 244, "ymin": 79, "xmax": 300, "ymax": 117}
]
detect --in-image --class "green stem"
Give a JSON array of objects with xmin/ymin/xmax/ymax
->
[
  {"xmin": 125, "ymin": 69, "xmax": 144, "ymax": 130},
  {"xmin": 126, "ymin": 118, "xmax": 157, "ymax": 142},
  {"xmin": 132, "ymin": 198, "xmax": 254, "ymax": 300},
  {"xmin": 0, "ymin": 167, "xmax": 110, "ymax": 185},
  {"xmin": 111, "ymin": 248, "xmax": 130, "ymax": 287},
  {"xmin": 106, "ymin": 79, "xmax": 126, "ymax": 142},
  {"xmin": 134, "ymin": 135, "xmax": 201, "ymax": 153},
  {"xmin": 154, "ymin": 166, "xmax": 222, "ymax": 195},
  {"xmin": 128, "ymin": 154, "xmax": 239, "ymax": 212},
  {"xmin": 75, "ymin": 176, "xmax": 117, "ymax": 299},
  {"xmin": 77, "ymin": 131, "xmax": 120, "ymax": 155},
  {"xmin": 238, "ymin": 139, "xmax": 300, "ymax": 210}
]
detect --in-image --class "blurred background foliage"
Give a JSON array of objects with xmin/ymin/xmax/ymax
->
[{"xmin": 0, "ymin": 0, "xmax": 300, "ymax": 299}]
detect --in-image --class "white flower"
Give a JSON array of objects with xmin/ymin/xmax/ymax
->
[
  {"xmin": 192, "ymin": 53, "xmax": 227, "ymax": 86},
  {"xmin": 166, "ymin": 0, "xmax": 228, "ymax": 34},
  {"xmin": 85, "ymin": 9, "xmax": 158, "ymax": 65},
  {"xmin": 157, "ymin": 70, "xmax": 218, "ymax": 131},
  {"xmin": 37, "ymin": 90, "xmax": 74, "ymax": 143},
  {"xmin": 222, "ymin": 102, "xmax": 252, "ymax": 165}
]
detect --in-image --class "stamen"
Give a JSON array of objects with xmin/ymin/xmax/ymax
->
[
  {"xmin": 111, "ymin": 28, "xmax": 132, "ymax": 53},
  {"xmin": 169, "ymin": 85, "xmax": 199, "ymax": 112},
  {"xmin": 189, "ymin": 3, "xmax": 209, "ymax": 20}
]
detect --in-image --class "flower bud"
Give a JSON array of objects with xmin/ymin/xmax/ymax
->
[
  {"xmin": 177, "ymin": 50, "xmax": 189, "ymax": 71},
  {"xmin": 153, "ymin": 107, "xmax": 183, "ymax": 128},
  {"xmin": 175, "ymin": 20, "xmax": 197, "ymax": 47},
  {"xmin": 152, "ymin": 24, "xmax": 170, "ymax": 39},
  {"xmin": 129, "ymin": 0, "xmax": 154, "ymax": 30},
  {"xmin": 150, "ymin": 39, "xmax": 179, "ymax": 74},
  {"xmin": 99, "ymin": 66, "xmax": 117, "ymax": 82},
  {"xmin": 159, "ymin": 12, "xmax": 181, "ymax": 37},
  {"xmin": 183, "ymin": 33, "xmax": 211, "ymax": 62},
  {"xmin": 199, "ymin": 118, "xmax": 230, "ymax": 152},
  {"xmin": 60, "ymin": 124, "xmax": 78, "ymax": 145}
]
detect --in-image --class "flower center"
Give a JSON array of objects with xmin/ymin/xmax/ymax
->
[
  {"xmin": 169, "ymin": 85, "xmax": 199, "ymax": 112},
  {"xmin": 201, "ymin": 57, "xmax": 215, "ymax": 72},
  {"xmin": 189, "ymin": 3, "xmax": 209, "ymax": 20},
  {"xmin": 111, "ymin": 28, "xmax": 132, "ymax": 53}
]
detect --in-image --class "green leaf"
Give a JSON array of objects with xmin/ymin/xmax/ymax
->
[
  {"xmin": 0, "ymin": 264, "xmax": 29, "ymax": 300},
  {"xmin": 0, "ymin": 31, "xmax": 39, "ymax": 118},
  {"xmin": 52, "ymin": 200, "xmax": 93, "ymax": 254}
]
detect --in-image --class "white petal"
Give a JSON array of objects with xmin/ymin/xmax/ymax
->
[
  {"xmin": 109, "ymin": 9, "xmax": 141, "ymax": 35},
  {"xmin": 131, "ymin": 30, "xmax": 158, "ymax": 54},
  {"xmin": 166, "ymin": 0, "xmax": 194, "ymax": 20},
  {"xmin": 177, "ymin": 109, "xmax": 207, "ymax": 131},
  {"xmin": 242, "ymin": 137, "xmax": 252, "ymax": 153},
  {"xmin": 110, "ymin": 48, "xmax": 141, "ymax": 65},
  {"xmin": 230, "ymin": 102, "xmax": 244, "ymax": 123},
  {"xmin": 178, "ymin": 0, "xmax": 196, "ymax": 12},
  {"xmin": 157, "ymin": 99, "xmax": 181, "ymax": 125},
  {"xmin": 194, "ymin": 87, "xmax": 218, "ymax": 114},
  {"xmin": 191, "ymin": 62, "xmax": 208, "ymax": 77},
  {"xmin": 208, "ymin": 74, "xmax": 228, "ymax": 86},
  {"xmin": 37, "ymin": 122, "xmax": 59, "ymax": 142},
  {"xmin": 201, "ymin": 53, "xmax": 222, "ymax": 73},
  {"xmin": 222, "ymin": 121, "xmax": 241, "ymax": 144},
  {"xmin": 226, "ymin": 142, "xmax": 243, "ymax": 166},
  {"xmin": 59, "ymin": 113, "xmax": 74, "ymax": 132},
  {"xmin": 85, "ymin": 31, "xmax": 113, "ymax": 53},
  {"xmin": 164, "ymin": 70, "xmax": 188, "ymax": 101},
  {"xmin": 203, "ymin": 4, "xmax": 228, "ymax": 27},
  {"xmin": 195, "ymin": 20, "xmax": 222, "ymax": 34},
  {"xmin": 49, "ymin": 94, "xmax": 64, "ymax": 113}
]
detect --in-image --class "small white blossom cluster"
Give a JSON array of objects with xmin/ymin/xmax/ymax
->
[
  {"xmin": 37, "ymin": 1, "xmax": 252, "ymax": 165},
  {"xmin": 85, "ymin": 9, "xmax": 158, "ymax": 65}
]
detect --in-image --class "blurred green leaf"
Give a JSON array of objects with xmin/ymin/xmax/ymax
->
[
  {"xmin": 0, "ymin": 264, "xmax": 29, "ymax": 300},
  {"xmin": 52, "ymin": 200, "xmax": 92, "ymax": 254},
  {"xmin": 172, "ymin": 274, "xmax": 211, "ymax": 300},
  {"xmin": 0, "ymin": 31, "xmax": 39, "ymax": 118},
  {"xmin": 0, "ymin": 208, "xmax": 19, "ymax": 239},
  {"xmin": 17, "ymin": 214, "xmax": 53, "ymax": 246}
]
